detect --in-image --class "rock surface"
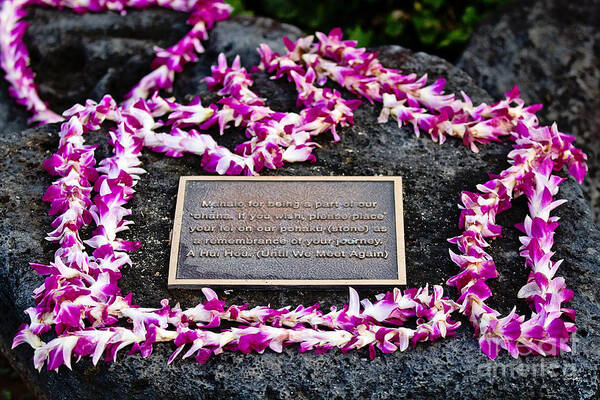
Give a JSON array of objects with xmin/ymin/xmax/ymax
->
[
  {"xmin": 457, "ymin": 0, "xmax": 600, "ymax": 225},
  {"xmin": 1, "ymin": 9, "xmax": 600, "ymax": 400}
]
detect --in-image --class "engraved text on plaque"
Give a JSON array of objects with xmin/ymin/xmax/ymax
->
[{"xmin": 168, "ymin": 176, "xmax": 405, "ymax": 287}]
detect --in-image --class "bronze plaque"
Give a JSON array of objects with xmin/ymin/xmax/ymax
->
[{"xmin": 168, "ymin": 176, "xmax": 406, "ymax": 287}]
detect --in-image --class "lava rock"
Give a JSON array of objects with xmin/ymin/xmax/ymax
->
[
  {"xmin": 457, "ymin": 0, "xmax": 600, "ymax": 225},
  {"xmin": 1, "ymin": 10, "xmax": 600, "ymax": 400}
]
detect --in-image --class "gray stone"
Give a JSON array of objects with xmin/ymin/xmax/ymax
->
[
  {"xmin": 1, "ymin": 10, "xmax": 599, "ymax": 400},
  {"xmin": 457, "ymin": 0, "xmax": 600, "ymax": 225},
  {"xmin": 0, "ymin": 78, "xmax": 30, "ymax": 134}
]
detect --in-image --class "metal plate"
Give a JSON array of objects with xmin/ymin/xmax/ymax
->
[{"xmin": 168, "ymin": 176, "xmax": 405, "ymax": 287}]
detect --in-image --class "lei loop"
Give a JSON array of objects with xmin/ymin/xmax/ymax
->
[{"xmin": 1, "ymin": 0, "xmax": 587, "ymax": 370}]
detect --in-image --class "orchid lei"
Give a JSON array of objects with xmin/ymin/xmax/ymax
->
[{"xmin": 0, "ymin": 0, "xmax": 587, "ymax": 371}]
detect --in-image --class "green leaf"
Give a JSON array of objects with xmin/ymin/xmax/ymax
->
[
  {"xmin": 347, "ymin": 25, "xmax": 374, "ymax": 47},
  {"xmin": 384, "ymin": 12, "xmax": 405, "ymax": 37},
  {"xmin": 462, "ymin": 6, "xmax": 480, "ymax": 25},
  {"xmin": 225, "ymin": 0, "xmax": 254, "ymax": 16}
]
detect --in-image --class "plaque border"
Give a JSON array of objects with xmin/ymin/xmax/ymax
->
[{"xmin": 168, "ymin": 176, "xmax": 406, "ymax": 287}]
